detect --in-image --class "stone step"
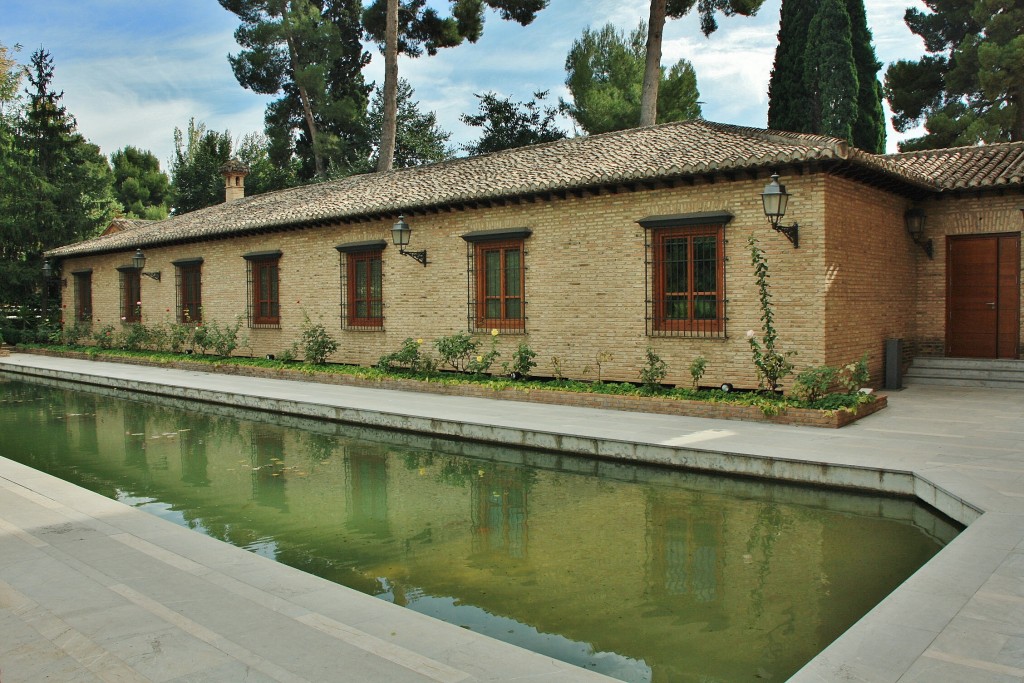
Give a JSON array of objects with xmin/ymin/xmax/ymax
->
[{"xmin": 905, "ymin": 357, "xmax": 1024, "ymax": 389}]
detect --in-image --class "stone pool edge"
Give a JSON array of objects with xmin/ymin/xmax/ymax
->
[{"xmin": 3, "ymin": 354, "xmax": 1013, "ymax": 683}]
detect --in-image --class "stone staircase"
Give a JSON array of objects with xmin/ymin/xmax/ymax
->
[{"xmin": 904, "ymin": 357, "xmax": 1024, "ymax": 390}]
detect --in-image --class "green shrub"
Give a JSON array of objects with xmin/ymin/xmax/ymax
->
[
  {"xmin": 504, "ymin": 342, "xmax": 537, "ymax": 378},
  {"xmin": 435, "ymin": 332, "xmax": 480, "ymax": 373},
  {"xmin": 639, "ymin": 347, "xmax": 668, "ymax": 394},
  {"xmin": 168, "ymin": 320, "xmax": 193, "ymax": 353},
  {"xmin": 689, "ymin": 355, "xmax": 707, "ymax": 389},
  {"xmin": 838, "ymin": 354, "xmax": 870, "ymax": 393},
  {"xmin": 793, "ymin": 365, "xmax": 839, "ymax": 402},
  {"xmin": 93, "ymin": 324, "xmax": 116, "ymax": 349},
  {"xmin": 192, "ymin": 324, "xmax": 211, "ymax": 354},
  {"xmin": 118, "ymin": 322, "xmax": 149, "ymax": 351},
  {"xmin": 300, "ymin": 313, "xmax": 338, "ymax": 365},
  {"xmin": 747, "ymin": 236, "xmax": 795, "ymax": 392},
  {"xmin": 208, "ymin": 317, "xmax": 243, "ymax": 357},
  {"xmin": 378, "ymin": 337, "xmax": 435, "ymax": 373}
]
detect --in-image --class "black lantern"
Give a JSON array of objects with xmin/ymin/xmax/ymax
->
[
  {"xmin": 904, "ymin": 208, "xmax": 933, "ymax": 259},
  {"xmin": 132, "ymin": 249, "xmax": 162, "ymax": 280},
  {"xmin": 391, "ymin": 215, "xmax": 428, "ymax": 266},
  {"xmin": 760, "ymin": 174, "xmax": 799, "ymax": 248}
]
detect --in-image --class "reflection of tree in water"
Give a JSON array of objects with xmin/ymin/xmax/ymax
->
[
  {"xmin": 744, "ymin": 502, "xmax": 798, "ymax": 670},
  {"xmin": 303, "ymin": 432, "xmax": 337, "ymax": 463}
]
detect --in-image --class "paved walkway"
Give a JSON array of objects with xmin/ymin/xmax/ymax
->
[{"xmin": 1, "ymin": 354, "xmax": 1023, "ymax": 682}]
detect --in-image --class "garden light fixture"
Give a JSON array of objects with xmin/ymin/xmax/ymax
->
[
  {"xmin": 904, "ymin": 209, "xmax": 933, "ymax": 259},
  {"xmin": 391, "ymin": 215, "xmax": 428, "ymax": 266},
  {"xmin": 132, "ymin": 249, "xmax": 162, "ymax": 280},
  {"xmin": 760, "ymin": 174, "xmax": 799, "ymax": 248}
]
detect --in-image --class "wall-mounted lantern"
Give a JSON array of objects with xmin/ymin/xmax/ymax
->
[
  {"xmin": 760, "ymin": 174, "xmax": 799, "ymax": 248},
  {"xmin": 391, "ymin": 215, "xmax": 428, "ymax": 266},
  {"xmin": 904, "ymin": 209, "xmax": 933, "ymax": 259},
  {"xmin": 132, "ymin": 249, "xmax": 162, "ymax": 280}
]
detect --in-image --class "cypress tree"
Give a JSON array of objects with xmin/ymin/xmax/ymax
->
[
  {"xmin": 768, "ymin": 0, "xmax": 884, "ymax": 152},
  {"xmin": 846, "ymin": 0, "xmax": 885, "ymax": 152},
  {"xmin": 803, "ymin": 0, "xmax": 858, "ymax": 143},
  {"xmin": 767, "ymin": 0, "xmax": 815, "ymax": 133}
]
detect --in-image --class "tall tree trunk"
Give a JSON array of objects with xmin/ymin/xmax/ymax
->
[
  {"xmin": 283, "ymin": 7, "xmax": 324, "ymax": 177},
  {"xmin": 639, "ymin": 0, "xmax": 666, "ymax": 127},
  {"xmin": 376, "ymin": 0, "xmax": 399, "ymax": 172}
]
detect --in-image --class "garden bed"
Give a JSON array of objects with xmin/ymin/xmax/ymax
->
[{"xmin": 14, "ymin": 346, "xmax": 886, "ymax": 428}]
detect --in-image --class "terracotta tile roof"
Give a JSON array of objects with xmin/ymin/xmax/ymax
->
[
  {"xmin": 101, "ymin": 217, "xmax": 157, "ymax": 236},
  {"xmin": 46, "ymin": 120, "xmax": 1020, "ymax": 259},
  {"xmin": 883, "ymin": 142, "xmax": 1024, "ymax": 189}
]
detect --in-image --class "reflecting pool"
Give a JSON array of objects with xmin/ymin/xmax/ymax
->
[{"xmin": 0, "ymin": 375, "xmax": 958, "ymax": 682}]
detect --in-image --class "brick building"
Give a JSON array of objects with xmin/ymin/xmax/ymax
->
[{"xmin": 45, "ymin": 120, "xmax": 1024, "ymax": 389}]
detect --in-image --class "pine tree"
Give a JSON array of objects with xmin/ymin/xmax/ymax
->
[
  {"xmin": 460, "ymin": 91, "xmax": 565, "ymax": 156},
  {"xmin": 639, "ymin": 0, "xmax": 765, "ymax": 127},
  {"xmin": 884, "ymin": 0, "xmax": 1024, "ymax": 150},
  {"xmin": 169, "ymin": 119, "xmax": 233, "ymax": 215},
  {"xmin": 111, "ymin": 146, "xmax": 171, "ymax": 220},
  {"xmin": 221, "ymin": 0, "xmax": 371, "ymax": 180},
  {"xmin": 367, "ymin": 79, "xmax": 452, "ymax": 169},
  {"xmin": 363, "ymin": 0, "xmax": 548, "ymax": 172},
  {"xmin": 563, "ymin": 22, "xmax": 700, "ymax": 135},
  {"xmin": 846, "ymin": 0, "xmax": 885, "ymax": 152}
]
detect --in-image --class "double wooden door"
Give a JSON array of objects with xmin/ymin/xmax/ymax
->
[{"xmin": 946, "ymin": 234, "xmax": 1020, "ymax": 358}]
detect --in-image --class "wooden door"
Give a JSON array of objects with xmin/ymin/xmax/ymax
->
[{"xmin": 946, "ymin": 234, "xmax": 1020, "ymax": 358}]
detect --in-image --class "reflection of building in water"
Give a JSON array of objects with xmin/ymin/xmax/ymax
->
[
  {"xmin": 179, "ymin": 424, "xmax": 209, "ymax": 487},
  {"xmin": 471, "ymin": 466, "xmax": 529, "ymax": 559},
  {"xmin": 646, "ymin": 493, "xmax": 724, "ymax": 610},
  {"xmin": 345, "ymin": 446, "xmax": 390, "ymax": 538},
  {"xmin": 250, "ymin": 427, "xmax": 288, "ymax": 511},
  {"xmin": 122, "ymin": 401, "xmax": 148, "ymax": 470}
]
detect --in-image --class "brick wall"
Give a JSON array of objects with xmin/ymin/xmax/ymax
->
[
  {"xmin": 63, "ymin": 172, "xmax": 1015, "ymax": 389},
  {"xmin": 911, "ymin": 192, "xmax": 1024, "ymax": 358},
  {"xmin": 822, "ymin": 176, "xmax": 916, "ymax": 384}
]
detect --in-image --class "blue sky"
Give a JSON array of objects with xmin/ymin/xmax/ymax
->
[{"xmin": 3, "ymin": 0, "xmax": 927, "ymax": 169}]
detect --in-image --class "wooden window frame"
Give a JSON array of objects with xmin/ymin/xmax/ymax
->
[
  {"xmin": 474, "ymin": 238, "xmax": 525, "ymax": 332},
  {"xmin": 652, "ymin": 225, "xmax": 725, "ymax": 334},
  {"xmin": 72, "ymin": 271, "xmax": 92, "ymax": 323},
  {"xmin": 346, "ymin": 249, "xmax": 384, "ymax": 329},
  {"xmin": 175, "ymin": 261, "xmax": 202, "ymax": 324},
  {"xmin": 244, "ymin": 251, "xmax": 282, "ymax": 329},
  {"xmin": 118, "ymin": 268, "xmax": 142, "ymax": 323}
]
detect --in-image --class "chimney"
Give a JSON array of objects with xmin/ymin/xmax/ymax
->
[{"xmin": 219, "ymin": 158, "xmax": 250, "ymax": 203}]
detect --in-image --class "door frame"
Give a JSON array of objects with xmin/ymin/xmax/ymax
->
[{"xmin": 945, "ymin": 232, "xmax": 1021, "ymax": 359}]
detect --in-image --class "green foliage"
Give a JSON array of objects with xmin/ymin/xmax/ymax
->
[
  {"xmin": 378, "ymin": 337, "xmax": 435, "ymax": 373},
  {"xmin": 222, "ymin": 0, "xmax": 371, "ymax": 180},
  {"xmin": 192, "ymin": 323, "xmax": 211, "ymax": 355},
  {"xmin": 367, "ymin": 79, "xmax": 452, "ymax": 169},
  {"xmin": 792, "ymin": 365, "xmax": 839, "ymax": 402},
  {"xmin": 769, "ymin": 0, "xmax": 881, "ymax": 150},
  {"xmin": 747, "ymin": 236, "xmax": 795, "ymax": 392},
  {"xmin": 299, "ymin": 313, "xmax": 338, "ymax": 364},
  {"xmin": 93, "ymin": 324, "xmax": 116, "ymax": 349},
  {"xmin": 110, "ymin": 146, "xmax": 170, "ymax": 219},
  {"xmin": 236, "ymin": 132, "xmax": 297, "ymax": 195},
  {"xmin": 1, "ymin": 48, "xmax": 118, "ymax": 313},
  {"xmin": 639, "ymin": 347, "xmax": 668, "ymax": 394},
  {"xmin": 884, "ymin": 0, "xmax": 1024, "ymax": 150},
  {"xmin": 563, "ymin": 22, "xmax": 700, "ymax": 134},
  {"xmin": 117, "ymin": 322, "xmax": 149, "ymax": 351},
  {"xmin": 803, "ymin": 0, "xmax": 858, "ymax": 143},
  {"xmin": 504, "ymin": 342, "xmax": 537, "ymax": 378},
  {"xmin": 434, "ymin": 332, "xmax": 480, "ymax": 373},
  {"xmin": 58, "ymin": 321, "xmax": 91, "ymax": 346},
  {"xmin": 689, "ymin": 355, "xmax": 708, "ymax": 389},
  {"xmin": 205, "ymin": 317, "xmax": 243, "ymax": 357},
  {"xmin": 169, "ymin": 118, "xmax": 232, "ymax": 214},
  {"xmin": 460, "ymin": 91, "xmax": 566, "ymax": 155}
]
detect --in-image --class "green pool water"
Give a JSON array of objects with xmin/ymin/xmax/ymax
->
[{"xmin": 0, "ymin": 375, "xmax": 958, "ymax": 682}]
